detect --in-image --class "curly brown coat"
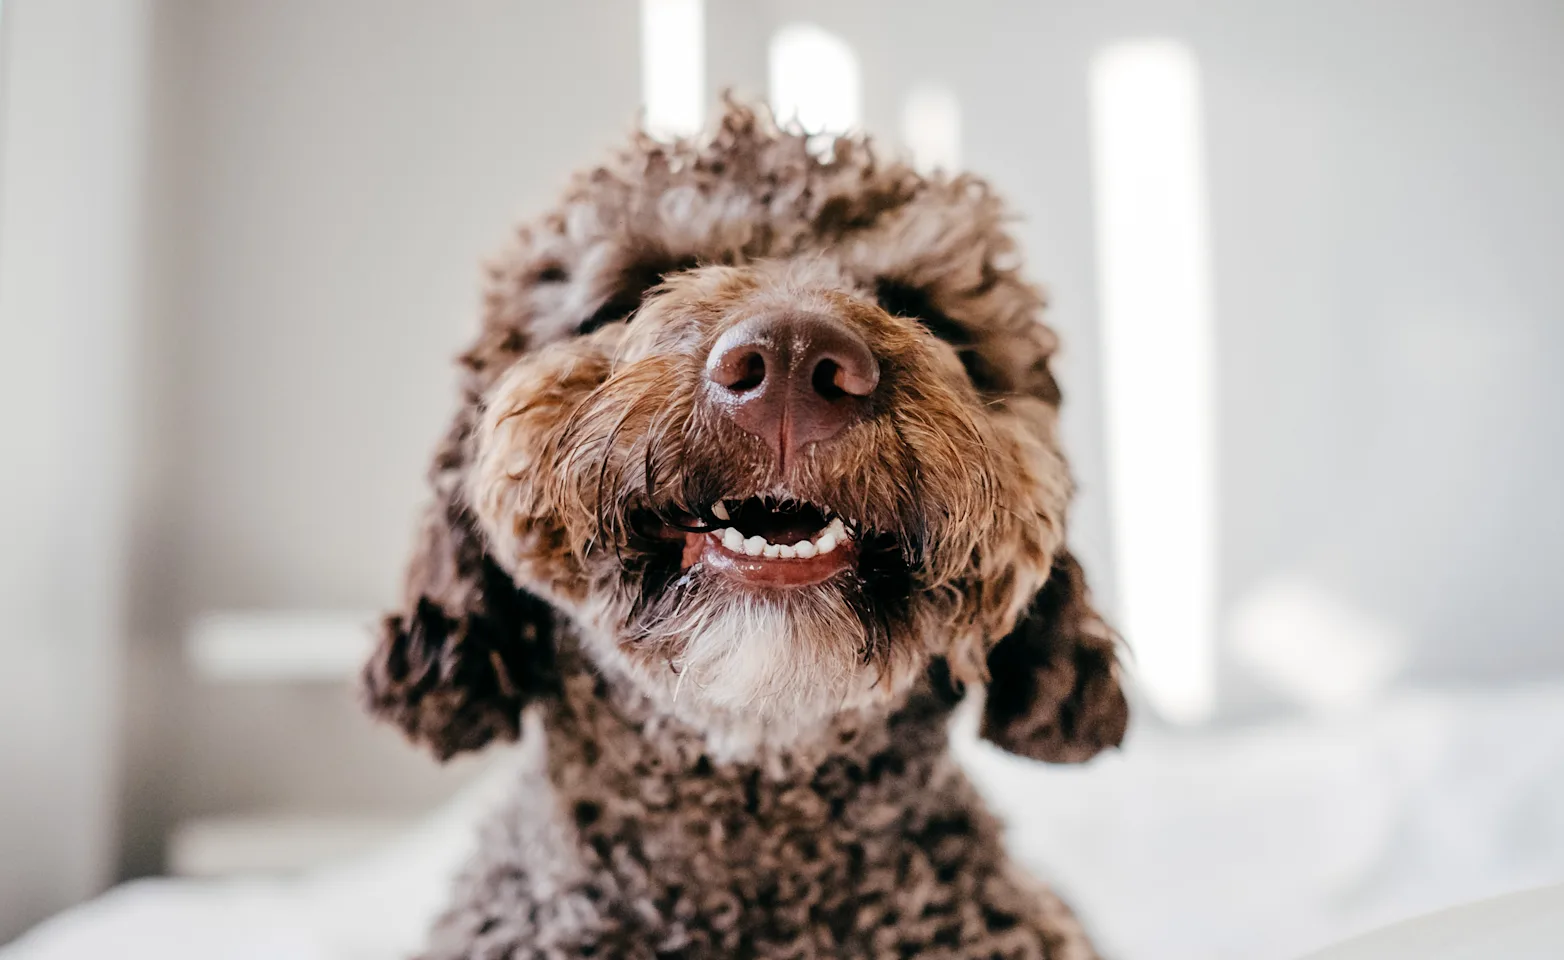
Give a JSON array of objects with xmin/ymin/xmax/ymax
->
[{"xmin": 363, "ymin": 101, "xmax": 1129, "ymax": 959}]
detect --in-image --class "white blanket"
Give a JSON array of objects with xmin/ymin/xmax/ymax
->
[{"xmin": 1299, "ymin": 883, "xmax": 1564, "ymax": 960}]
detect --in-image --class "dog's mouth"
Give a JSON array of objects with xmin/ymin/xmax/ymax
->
[{"xmin": 679, "ymin": 497, "xmax": 858, "ymax": 588}]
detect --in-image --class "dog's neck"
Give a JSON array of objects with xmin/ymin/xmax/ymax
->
[
  {"xmin": 537, "ymin": 652, "xmax": 970, "ymax": 828},
  {"xmin": 442, "ymin": 647, "xmax": 1026, "ymax": 956}
]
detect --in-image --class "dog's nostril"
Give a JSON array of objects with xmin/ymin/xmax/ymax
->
[
  {"xmin": 712, "ymin": 349, "xmax": 767, "ymax": 393},
  {"xmin": 813, "ymin": 351, "xmax": 878, "ymax": 399},
  {"xmin": 812, "ymin": 359, "xmax": 845, "ymax": 400}
]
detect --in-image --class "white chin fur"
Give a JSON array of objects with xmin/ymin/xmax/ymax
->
[
  {"xmin": 587, "ymin": 590, "xmax": 911, "ymax": 759},
  {"xmin": 670, "ymin": 601, "xmax": 861, "ymax": 721}
]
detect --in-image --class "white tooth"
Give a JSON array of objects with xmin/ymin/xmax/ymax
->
[
  {"xmin": 722, "ymin": 528, "xmax": 744, "ymax": 551},
  {"xmin": 744, "ymin": 535, "xmax": 766, "ymax": 556},
  {"xmin": 777, "ymin": 545, "xmax": 797, "ymax": 559},
  {"xmin": 763, "ymin": 543, "xmax": 781, "ymax": 558},
  {"xmin": 793, "ymin": 540, "xmax": 816, "ymax": 559},
  {"xmin": 828, "ymin": 517, "xmax": 848, "ymax": 539},
  {"xmin": 711, "ymin": 501, "xmax": 729, "ymax": 520},
  {"xmin": 816, "ymin": 533, "xmax": 838, "ymax": 554}
]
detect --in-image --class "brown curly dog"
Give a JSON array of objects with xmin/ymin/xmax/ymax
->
[{"xmin": 363, "ymin": 101, "xmax": 1129, "ymax": 960}]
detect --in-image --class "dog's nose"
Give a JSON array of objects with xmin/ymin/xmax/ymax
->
[{"xmin": 705, "ymin": 312, "xmax": 880, "ymax": 466}]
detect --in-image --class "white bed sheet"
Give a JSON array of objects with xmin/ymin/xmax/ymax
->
[
  {"xmin": 960, "ymin": 680, "xmax": 1564, "ymax": 959},
  {"xmin": 1297, "ymin": 882, "xmax": 1564, "ymax": 960}
]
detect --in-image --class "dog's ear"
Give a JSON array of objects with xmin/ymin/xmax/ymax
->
[
  {"xmin": 362, "ymin": 420, "xmax": 557, "ymax": 761},
  {"xmin": 979, "ymin": 549, "xmax": 1129, "ymax": 763}
]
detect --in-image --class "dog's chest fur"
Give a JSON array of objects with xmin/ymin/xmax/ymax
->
[{"xmin": 417, "ymin": 663, "xmax": 1097, "ymax": 960}]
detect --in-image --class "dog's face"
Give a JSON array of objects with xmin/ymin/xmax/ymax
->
[{"xmin": 364, "ymin": 105, "xmax": 1127, "ymax": 762}]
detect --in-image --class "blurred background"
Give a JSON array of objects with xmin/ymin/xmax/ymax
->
[{"xmin": 0, "ymin": 1, "xmax": 1560, "ymax": 958}]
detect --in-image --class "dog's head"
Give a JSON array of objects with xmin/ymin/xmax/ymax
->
[{"xmin": 363, "ymin": 103, "xmax": 1127, "ymax": 762}]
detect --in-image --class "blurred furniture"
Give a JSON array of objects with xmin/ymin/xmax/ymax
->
[
  {"xmin": 186, "ymin": 612, "xmax": 374, "ymax": 684},
  {"xmin": 175, "ymin": 612, "xmax": 417, "ymax": 877}
]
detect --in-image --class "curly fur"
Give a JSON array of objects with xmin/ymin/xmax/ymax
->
[{"xmin": 364, "ymin": 101, "xmax": 1129, "ymax": 958}]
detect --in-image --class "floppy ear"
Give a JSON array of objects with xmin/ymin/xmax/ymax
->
[
  {"xmin": 362, "ymin": 417, "xmax": 558, "ymax": 761},
  {"xmin": 980, "ymin": 549, "xmax": 1129, "ymax": 763}
]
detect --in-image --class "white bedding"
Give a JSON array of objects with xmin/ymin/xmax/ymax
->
[
  {"xmin": 1297, "ymin": 882, "xmax": 1564, "ymax": 960},
  {"xmin": 8, "ymin": 681, "xmax": 1564, "ymax": 960}
]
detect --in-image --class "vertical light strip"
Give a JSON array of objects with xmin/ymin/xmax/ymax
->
[
  {"xmin": 901, "ymin": 83, "xmax": 962, "ymax": 173},
  {"xmin": 768, "ymin": 23, "xmax": 861, "ymax": 135},
  {"xmin": 640, "ymin": 0, "xmax": 705, "ymax": 138},
  {"xmin": 1089, "ymin": 40, "xmax": 1218, "ymax": 723}
]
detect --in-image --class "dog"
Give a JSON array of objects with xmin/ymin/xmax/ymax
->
[{"xmin": 363, "ymin": 101, "xmax": 1129, "ymax": 959}]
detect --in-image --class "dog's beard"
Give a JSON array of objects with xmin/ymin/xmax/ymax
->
[
  {"xmin": 665, "ymin": 589, "xmax": 868, "ymax": 720},
  {"xmin": 607, "ymin": 556, "xmax": 922, "ymax": 742}
]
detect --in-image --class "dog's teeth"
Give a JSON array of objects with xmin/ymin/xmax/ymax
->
[
  {"xmin": 743, "ymin": 535, "xmax": 766, "ymax": 556},
  {"xmin": 777, "ymin": 544, "xmax": 797, "ymax": 559},
  {"xmin": 711, "ymin": 501, "xmax": 729, "ymax": 521},
  {"xmin": 827, "ymin": 517, "xmax": 847, "ymax": 540},
  {"xmin": 792, "ymin": 540, "xmax": 816, "ymax": 559},
  {"xmin": 721, "ymin": 528, "xmax": 744, "ymax": 551},
  {"xmin": 763, "ymin": 543, "xmax": 781, "ymax": 559},
  {"xmin": 816, "ymin": 533, "xmax": 838, "ymax": 554}
]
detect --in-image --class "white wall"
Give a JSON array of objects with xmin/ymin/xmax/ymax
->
[{"xmin": 0, "ymin": 0, "xmax": 151, "ymax": 940}]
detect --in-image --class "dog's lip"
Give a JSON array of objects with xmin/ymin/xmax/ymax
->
[{"xmin": 682, "ymin": 530, "xmax": 856, "ymax": 587}]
